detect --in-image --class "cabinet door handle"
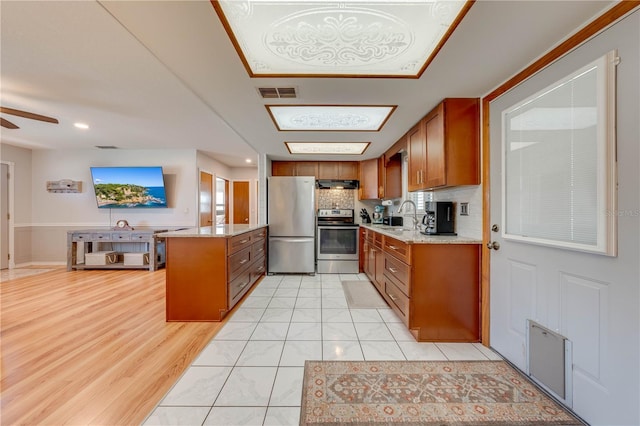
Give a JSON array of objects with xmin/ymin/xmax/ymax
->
[
  {"xmin": 388, "ymin": 245, "xmax": 397, "ymax": 250},
  {"xmin": 240, "ymin": 239, "xmax": 249, "ymax": 244},
  {"xmin": 387, "ymin": 293, "xmax": 397, "ymax": 302},
  {"xmin": 389, "ymin": 267, "xmax": 398, "ymax": 273},
  {"xmin": 239, "ymin": 259, "xmax": 248, "ymax": 264},
  {"xmin": 416, "ymin": 170, "xmax": 420, "ymax": 183}
]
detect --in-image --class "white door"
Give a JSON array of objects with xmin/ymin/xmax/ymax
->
[
  {"xmin": 1, "ymin": 163, "xmax": 8, "ymax": 269},
  {"xmin": 488, "ymin": 11, "xmax": 639, "ymax": 425}
]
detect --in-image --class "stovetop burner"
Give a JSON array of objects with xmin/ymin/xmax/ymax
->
[{"xmin": 317, "ymin": 209, "xmax": 356, "ymax": 226}]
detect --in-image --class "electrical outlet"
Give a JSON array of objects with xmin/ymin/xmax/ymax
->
[{"xmin": 460, "ymin": 202, "xmax": 469, "ymax": 216}]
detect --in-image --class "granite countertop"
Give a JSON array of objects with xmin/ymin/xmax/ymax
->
[
  {"xmin": 359, "ymin": 223, "xmax": 481, "ymax": 244},
  {"xmin": 157, "ymin": 224, "xmax": 267, "ymax": 238}
]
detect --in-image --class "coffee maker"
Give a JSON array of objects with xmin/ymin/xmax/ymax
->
[
  {"xmin": 421, "ymin": 201, "xmax": 456, "ymax": 235},
  {"xmin": 372, "ymin": 205, "xmax": 385, "ymax": 224}
]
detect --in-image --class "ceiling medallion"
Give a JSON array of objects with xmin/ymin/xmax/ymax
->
[
  {"xmin": 290, "ymin": 112, "xmax": 371, "ymax": 130},
  {"xmin": 212, "ymin": 0, "xmax": 472, "ymax": 77},
  {"xmin": 265, "ymin": 10, "xmax": 412, "ymax": 67},
  {"xmin": 266, "ymin": 105, "xmax": 396, "ymax": 131},
  {"xmin": 285, "ymin": 141, "xmax": 370, "ymax": 155}
]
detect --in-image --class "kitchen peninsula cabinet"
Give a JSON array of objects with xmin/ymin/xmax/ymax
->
[
  {"xmin": 161, "ymin": 225, "xmax": 266, "ymax": 321},
  {"xmin": 361, "ymin": 225, "xmax": 480, "ymax": 342}
]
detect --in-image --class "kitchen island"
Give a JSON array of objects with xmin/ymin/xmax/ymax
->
[
  {"xmin": 359, "ymin": 224, "xmax": 481, "ymax": 342},
  {"xmin": 159, "ymin": 224, "xmax": 267, "ymax": 321}
]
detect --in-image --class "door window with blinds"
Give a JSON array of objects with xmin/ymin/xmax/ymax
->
[{"xmin": 502, "ymin": 50, "xmax": 617, "ymax": 256}]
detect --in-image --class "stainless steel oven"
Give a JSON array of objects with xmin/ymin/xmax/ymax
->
[{"xmin": 316, "ymin": 209, "xmax": 359, "ymax": 274}]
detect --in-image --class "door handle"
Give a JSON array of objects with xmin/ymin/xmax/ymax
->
[
  {"xmin": 486, "ymin": 241, "xmax": 500, "ymax": 250},
  {"xmin": 491, "ymin": 224, "xmax": 499, "ymax": 232}
]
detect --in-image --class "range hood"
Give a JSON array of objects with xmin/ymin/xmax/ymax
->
[{"xmin": 316, "ymin": 179, "xmax": 359, "ymax": 190}]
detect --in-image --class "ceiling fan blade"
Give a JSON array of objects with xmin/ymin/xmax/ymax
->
[
  {"xmin": 0, "ymin": 106, "xmax": 59, "ymax": 124},
  {"xmin": 0, "ymin": 117, "xmax": 19, "ymax": 129}
]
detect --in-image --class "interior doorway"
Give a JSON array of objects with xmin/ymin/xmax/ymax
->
[
  {"xmin": 232, "ymin": 181, "xmax": 250, "ymax": 224},
  {"xmin": 199, "ymin": 171, "xmax": 213, "ymax": 227},
  {"xmin": 0, "ymin": 161, "xmax": 15, "ymax": 269},
  {"xmin": 1, "ymin": 163, "xmax": 10, "ymax": 269},
  {"xmin": 216, "ymin": 177, "xmax": 229, "ymax": 224}
]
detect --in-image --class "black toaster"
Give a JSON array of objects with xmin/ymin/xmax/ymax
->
[{"xmin": 383, "ymin": 216, "xmax": 403, "ymax": 226}]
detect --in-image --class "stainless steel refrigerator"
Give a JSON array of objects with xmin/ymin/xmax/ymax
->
[{"xmin": 267, "ymin": 176, "xmax": 316, "ymax": 274}]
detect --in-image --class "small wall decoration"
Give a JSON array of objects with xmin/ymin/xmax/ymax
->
[{"xmin": 46, "ymin": 179, "xmax": 82, "ymax": 193}]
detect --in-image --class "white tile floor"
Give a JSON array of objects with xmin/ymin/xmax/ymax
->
[{"xmin": 143, "ymin": 273, "xmax": 502, "ymax": 426}]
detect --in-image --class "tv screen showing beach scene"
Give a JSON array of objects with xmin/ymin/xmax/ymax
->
[{"xmin": 90, "ymin": 166, "xmax": 168, "ymax": 208}]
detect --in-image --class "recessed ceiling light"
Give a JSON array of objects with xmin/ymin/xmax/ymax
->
[
  {"xmin": 267, "ymin": 105, "xmax": 395, "ymax": 131},
  {"xmin": 212, "ymin": 0, "xmax": 472, "ymax": 77},
  {"xmin": 245, "ymin": 158, "xmax": 252, "ymax": 163},
  {"xmin": 285, "ymin": 142, "xmax": 370, "ymax": 155},
  {"xmin": 74, "ymin": 122, "xmax": 89, "ymax": 129}
]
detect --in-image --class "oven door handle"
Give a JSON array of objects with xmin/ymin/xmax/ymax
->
[{"xmin": 317, "ymin": 226, "xmax": 360, "ymax": 230}]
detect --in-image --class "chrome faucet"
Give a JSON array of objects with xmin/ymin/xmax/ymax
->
[{"xmin": 397, "ymin": 200, "xmax": 419, "ymax": 230}]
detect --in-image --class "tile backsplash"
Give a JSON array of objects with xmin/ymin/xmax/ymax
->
[{"xmin": 317, "ymin": 189, "xmax": 355, "ymax": 209}]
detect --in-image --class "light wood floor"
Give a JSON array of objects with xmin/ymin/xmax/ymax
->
[{"xmin": 1, "ymin": 268, "xmax": 223, "ymax": 425}]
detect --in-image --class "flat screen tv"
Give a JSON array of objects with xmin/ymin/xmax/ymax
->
[{"xmin": 90, "ymin": 166, "xmax": 168, "ymax": 208}]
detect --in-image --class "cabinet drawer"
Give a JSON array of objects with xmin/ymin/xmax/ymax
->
[
  {"xmin": 228, "ymin": 232, "xmax": 252, "ymax": 254},
  {"xmin": 131, "ymin": 232, "xmax": 151, "ymax": 241},
  {"xmin": 384, "ymin": 278, "xmax": 409, "ymax": 325},
  {"xmin": 383, "ymin": 236, "xmax": 411, "ymax": 264},
  {"xmin": 383, "ymin": 254, "xmax": 410, "ymax": 297},
  {"xmin": 228, "ymin": 246, "xmax": 252, "ymax": 282},
  {"xmin": 373, "ymin": 231, "xmax": 383, "ymax": 249},
  {"xmin": 228, "ymin": 269, "xmax": 252, "ymax": 308},
  {"xmin": 111, "ymin": 232, "xmax": 131, "ymax": 241},
  {"xmin": 72, "ymin": 233, "xmax": 94, "ymax": 242},
  {"xmin": 364, "ymin": 228, "xmax": 374, "ymax": 243},
  {"xmin": 251, "ymin": 239, "xmax": 266, "ymax": 259},
  {"xmin": 251, "ymin": 257, "xmax": 266, "ymax": 283},
  {"xmin": 251, "ymin": 227, "xmax": 267, "ymax": 242}
]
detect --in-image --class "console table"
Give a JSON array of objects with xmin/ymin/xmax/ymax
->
[{"xmin": 67, "ymin": 229, "xmax": 167, "ymax": 271}]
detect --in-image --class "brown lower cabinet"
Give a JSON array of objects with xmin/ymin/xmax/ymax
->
[
  {"xmin": 362, "ymin": 228, "xmax": 480, "ymax": 342},
  {"xmin": 165, "ymin": 227, "xmax": 266, "ymax": 321}
]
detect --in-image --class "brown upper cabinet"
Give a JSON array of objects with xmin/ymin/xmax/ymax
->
[
  {"xmin": 358, "ymin": 158, "xmax": 378, "ymax": 200},
  {"xmin": 407, "ymin": 122, "xmax": 426, "ymax": 192},
  {"xmin": 272, "ymin": 161, "xmax": 318, "ymax": 177},
  {"xmin": 359, "ymin": 155, "xmax": 402, "ymax": 200},
  {"xmin": 408, "ymin": 98, "xmax": 480, "ymax": 191},
  {"xmin": 318, "ymin": 161, "xmax": 358, "ymax": 180}
]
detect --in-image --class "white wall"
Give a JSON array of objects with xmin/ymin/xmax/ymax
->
[
  {"xmin": 4, "ymin": 147, "xmax": 200, "ymax": 264},
  {"xmin": 1, "ymin": 143, "xmax": 32, "ymax": 222},
  {"xmin": 0, "ymin": 143, "xmax": 33, "ymax": 265},
  {"xmin": 32, "ymin": 148, "xmax": 198, "ymax": 228}
]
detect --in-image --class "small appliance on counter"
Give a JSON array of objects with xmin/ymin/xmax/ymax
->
[
  {"xmin": 421, "ymin": 201, "xmax": 456, "ymax": 235},
  {"xmin": 372, "ymin": 205, "xmax": 385, "ymax": 224},
  {"xmin": 383, "ymin": 216, "xmax": 403, "ymax": 226}
]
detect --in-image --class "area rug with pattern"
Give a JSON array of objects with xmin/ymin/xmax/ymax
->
[{"xmin": 300, "ymin": 360, "xmax": 583, "ymax": 425}]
